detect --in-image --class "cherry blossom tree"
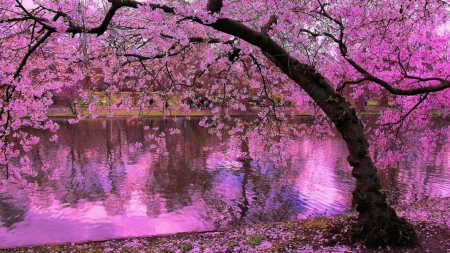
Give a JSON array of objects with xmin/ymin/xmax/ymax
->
[{"xmin": 1, "ymin": 0, "xmax": 450, "ymax": 248}]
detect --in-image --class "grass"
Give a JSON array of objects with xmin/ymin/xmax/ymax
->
[{"xmin": 1, "ymin": 197, "xmax": 449, "ymax": 253}]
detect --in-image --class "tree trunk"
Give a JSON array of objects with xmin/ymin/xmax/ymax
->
[
  {"xmin": 356, "ymin": 94, "xmax": 366, "ymax": 112},
  {"xmin": 209, "ymin": 18, "xmax": 418, "ymax": 248},
  {"xmin": 272, "ymin": 57, "xmax": 417, "ymax": 248},
  {"xmin": 378, "ymin": 90, "xmax": 390, "ymax": 107}
]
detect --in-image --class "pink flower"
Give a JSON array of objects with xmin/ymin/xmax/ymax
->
[
  {"xmin": 11, "ymin": 120, "xmax": 22, "ymax": 130},
  {"xmin": 68, "ymin": 118, "xmax": 79, "ymax": 124},
  {"xmin": 169, "ymin": 128, "xmax": 180, "ymax": 135},
  {"xmin": 49, "ymin": 135, "xmax": 58, "ymax": 142}
]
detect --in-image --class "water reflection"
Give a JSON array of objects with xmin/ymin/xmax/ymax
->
[{"xmin": 0, "ymin": 118, "xmax": 449, "ymax": 247}]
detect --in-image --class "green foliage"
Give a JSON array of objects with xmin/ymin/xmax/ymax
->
[
  {"xmin": 246, "ymin": 234, "xmax": 262, "ymax": 246},
  {"xmin": 385, "ymin": 198, "xmax": 390, "ymax": 206},
  {"xmin": 227, "ymin": 241, "xmax": 239, "ymax": 250},
  {"xmin": 161, "ymin": 246, "xmax": 175, "ymax": 253},
  {"xmin": 178, "ymin": 242, "xmax": 193, "ymax": 252},
  {"xmin": 326, "ymin": 93, "xmax": 342, "ymax": 104},
  {"xmin": 199, "ymin": 242, "xmax": 211, "ymax": 250}
]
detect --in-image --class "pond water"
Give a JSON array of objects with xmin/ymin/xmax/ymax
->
[{"xmin": 0, "ymin": 117, "xmax": 449, "ymax": 248}]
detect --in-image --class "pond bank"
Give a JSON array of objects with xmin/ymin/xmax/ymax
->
[
  {"xmin": 46, "ymin": 106, "xmax": 384, "ymax": 118},
  {"xmin": 2, "ymin": 197, "xmax": 449, "ymax": 252}
]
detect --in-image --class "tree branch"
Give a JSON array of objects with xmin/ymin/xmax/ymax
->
[
  {"xmin": 122, "ymin": 45, "xmax": 189, "ymax": 66},
  {"xmin": 389, "ymin": 93, "xmax": 429, "ymax": 126},
  {"xmin": 301, "ymin": 15, "xmax": 450, "ymax": 96},
  {"xmin": 64, "ymin": 0, "xmax": 174, "ymax": 36},
  {"xmin": 346, "ymin": 57, "xmax": 450, "ymax": 95},
  {"xmin": 0, "ymin": 16, "xmax": 41, "ymax": 23},
  {"xmin": 11, "ymin": 0, "xmax": 450, "ymax": 98},
  {"xmin": 15, "ymin": 0, "xmax": 55, "ymax": 31},
  {"xmin": 336, "ymin": 77, "xmax": 369, "ymax": 92},
  {"xmin": 207, "ymin": 0, "xmax": 223, "ymax": 14},
  {"xmin": 261, "ymin": 15, "xmax": 277, "ymax": 35},
  {"xmin": 14, "ymin": 21, "xmax": 57, "ymax": 78}
]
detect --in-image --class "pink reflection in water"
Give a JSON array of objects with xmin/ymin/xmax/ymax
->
[
  {"xmin": 0, "ymin": 197, "xmax": 210, "ymax": 247},
  {"xmin": 292, "ymin": 139, "xmax": 352, "ymax": 218},
  {"xmin": 1, "ymin": 118, "xmax": 449, "ymax": 248}
]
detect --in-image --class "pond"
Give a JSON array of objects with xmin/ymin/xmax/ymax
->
[{"xmin": 0, "ymin": 117, "xmax": 449, "ymax": 248}]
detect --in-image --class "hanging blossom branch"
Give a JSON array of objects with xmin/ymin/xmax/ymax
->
[
  {"xmin": 244, "ymin": 16, "xmax": 285, "ymax": 123},
  {"xmin": 159, "ymin": 33, "xmax": 235, "ymax": 45},
  {"xmin": 13, "ymin": 29, "xmax": 55, "ymax": 79},
  {"xmin": 0, "ymin": 12, "xmax": 60, "ymax": 177},
  {"xmin": 396, "ymin": 51, "xmax": 450, "ymax": 83},
  {"xmin": 249, "ymin": 54, "xmax": 283, "ymax": 123},
  {"xmin": 8, "ymin": 0, "xmax": 178, "ymax": 83},
  {"xmin": 14, "ymin": 0, "xmax": 55, "ymax": 30},
  {"xmin": 121, "ymin": 35, "xmax": 234, "ymax": 68},
  {"xmin": 122, "ymin": 45, "xmax": 190, "ymax": 66},
  {"xmin": 0, "ymin": 16, "xmax": 42, "ymax": 23},
  {"xmin": 12, "ymin": 0, "xmax": 283, "ymax": 71},
  {"xmin": 11, "ymin": 0, "xmax": 448, "ymax": 99},
  {"xmin": 1, "ymin": 13, "xmax": 60, "ymax": 108},
  {"xmin": 336, "ymin": 77, "xmax": 368, "ymax": 93},
  {"xmin": 300, "ymin": 2, "xmax": 450, "ymax": 96},
  {"xmin": 15, "ymin": 0, "xmax": 174, "ymax": 36},
  {"xmin": 384, "ymin": 93, "xmax": 429, "ymax": 126},
  {"xmin": 343, "ymin": 56, "xmax": 450, "ymax": 96},
  {"xmin": 1, "ymin": 12, "xmax": 60, "ymax": 106},
  {"xmin": 12, "ymin": 0, "xmax": 450, "ymax": 99},
  {"xmin": 381, "ymin": 93, "xmax": 430, "ymax": 139}
]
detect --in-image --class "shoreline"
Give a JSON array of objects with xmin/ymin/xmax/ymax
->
[
  {"xmin": 46, "ymin": 106, "xmax": 384, "ymax": 118},
  {"xmin": 2, "ymin": 197, "xmax": 449, "ymax": 252}
]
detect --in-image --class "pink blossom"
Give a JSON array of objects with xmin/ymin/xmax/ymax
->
[
  {"xmin": 68, "ymin": 119, "xmax": 79, "ymax": 124},
  {"xmin": 11, "ymin": 120, "xmax": 21, "ymax": 130},
  {"xmin": 169, "ymin": 128, "xmax": 180, "ymax": 135}
]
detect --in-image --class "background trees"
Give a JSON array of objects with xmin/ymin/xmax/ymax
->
[{"xmin": 1, "ymin": 0, "xmax": 449, "ymax": 248}]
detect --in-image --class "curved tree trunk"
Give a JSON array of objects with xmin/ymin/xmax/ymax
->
[
  {"xmin": 210, "ymin": 18, "xmax": 418, "ymax": 248},
  {"xmin": 275, "ymin": 62, "xmax": 417, "ymax": 247}
]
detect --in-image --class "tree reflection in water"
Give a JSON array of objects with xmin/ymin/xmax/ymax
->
[{"xmin": 0, "ymin": 118, "xmax": 449, "ymax": 247}]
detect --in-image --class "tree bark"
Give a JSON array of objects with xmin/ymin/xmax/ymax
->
[
  {"xmin": 209, "ymin": 18, "xmax": 418, "ymax": 248},
  {"xmin": 277, "ymin": 63, "xmax": 417, "ymax": 247}
]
